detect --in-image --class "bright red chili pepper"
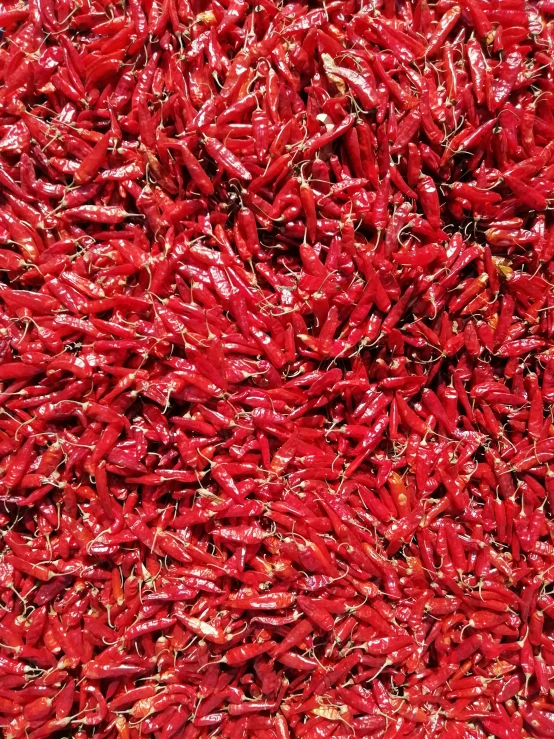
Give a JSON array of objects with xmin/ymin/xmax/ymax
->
[{"xmin": 0, "ymin": 1, "xmax": 552, "ymax": 735}]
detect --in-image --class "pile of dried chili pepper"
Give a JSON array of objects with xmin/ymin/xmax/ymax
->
[{"xmin": 2, "ymin": 0, "xmax": 554, "ymax": 736}]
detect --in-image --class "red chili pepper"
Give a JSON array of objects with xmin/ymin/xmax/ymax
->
[
  {"xmin": 302, "ymin": 114, "xmax": 356, "ymax": 159},
  {"xmin": 322, "ymin": 55, "xmax": 378, "ymax": 110},
  {"xmin": 0, "ymin": 0, "xmax": 552, "ymax": 733},
  {"xmin": 204, "ymin": 137, "xmax": 252, "ymax": 181}
]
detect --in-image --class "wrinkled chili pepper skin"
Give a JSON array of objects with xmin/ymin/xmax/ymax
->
[{"xmin": 0, "ymin": 0, "xmax": 554, "ymax": 737}]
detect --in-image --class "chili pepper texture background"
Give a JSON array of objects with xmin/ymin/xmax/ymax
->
[{"xmin": 1, "ymin": 0, "xmax": 554, "ymax": 737}]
